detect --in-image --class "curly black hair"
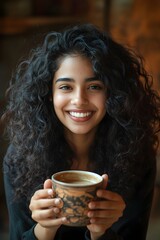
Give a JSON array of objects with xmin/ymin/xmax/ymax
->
[{"xmin": 3, "ymin": 24, "xmax": 160, "ymax": 201}]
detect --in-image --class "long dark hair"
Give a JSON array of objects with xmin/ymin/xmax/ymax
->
[{"xmin": 3, "ymin": 24, "xmax": 160, "ymax": 201}]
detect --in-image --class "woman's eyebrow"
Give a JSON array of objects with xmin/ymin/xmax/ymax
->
[
  {"xmin": 85, "ymin": 77, "xmax": 101, "ymax": 82},
  {"xmin": 55, "ymin": 77, "xmax": 101, "ymax": 83},
  {"xmin": 55, "ymin": 77, "xmax": 74, "ymax": 83}
]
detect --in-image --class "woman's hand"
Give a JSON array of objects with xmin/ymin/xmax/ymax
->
[
  {"xmin": 87, "ymin": 174, "xmax": 126, "ymax": 240},
  {"xmin": 29, "ymin": 179, "xmax": 67, "ymax": 240}
]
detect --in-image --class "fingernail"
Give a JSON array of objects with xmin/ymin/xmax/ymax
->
[
  {"xmin": 48, "ymin": 189, "xmax": 53, "ymax": 196},
  {"xmin": 62, "ymin": 217, "xmax": 67, "ymax": 222},
  {"xmin": 89, "ymin": 203, "xmax": 95, "ymax": 209},
  {"xmin": 55, "ymin": 198, "xmax": 61, "ymax": 205},
  {"xmin": 54, "ymin": 208, "xmax": 60, "ymax": 214},
  {"xmin": 88, "ymin": 211, "xmax": 93, "ymax": 217}
]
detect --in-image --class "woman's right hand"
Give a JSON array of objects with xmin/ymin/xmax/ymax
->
[{"xmin": 29, "ymin": 179, "xmax": 67, "ymax": 239}]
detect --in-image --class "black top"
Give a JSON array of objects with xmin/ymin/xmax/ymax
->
[{"xmin": 3, "ymin": 146, "xmax": 155, "ymax": 240}]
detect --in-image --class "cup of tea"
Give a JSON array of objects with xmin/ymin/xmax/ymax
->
[{"xmin": 52, "ymin": 170, "xmax": 103, "ymax": 226}]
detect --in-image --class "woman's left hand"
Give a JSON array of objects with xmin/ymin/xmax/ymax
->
[{"xmin": 87, "ymin": 174, "xmax": 126, "ymax": 240}]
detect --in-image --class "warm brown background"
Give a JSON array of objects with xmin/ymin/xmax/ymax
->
[{"xmin": 0, "ymin": 1, "xmax": 160, "ymax": 239}]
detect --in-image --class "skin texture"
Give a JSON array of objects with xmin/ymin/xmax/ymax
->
[{"xmin": 29, "ymin": 55, "xmax": 126, "ymax": 240}]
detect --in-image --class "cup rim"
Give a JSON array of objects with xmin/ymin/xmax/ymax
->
[{"xmin": 52, "ymin": 170, "xmax": 103, "ymax": 187}]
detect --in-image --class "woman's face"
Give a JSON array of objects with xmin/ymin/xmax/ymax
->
[{"xmin": 52, "ymin": 54, "xmax": 107, "ymax": 136}]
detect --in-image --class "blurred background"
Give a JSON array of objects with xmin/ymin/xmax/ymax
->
[{"xmin": 0, "ymin": 0, "xmax": 160, "ymax": 239}]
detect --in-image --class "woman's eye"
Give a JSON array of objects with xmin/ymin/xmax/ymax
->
[
  {"xmin": 88, "ymin": 85, "xmax": 103, "ymax": 90},
  {"xmin": 59, "ymin": 85, "xmax": 72, "ymax": 90}
]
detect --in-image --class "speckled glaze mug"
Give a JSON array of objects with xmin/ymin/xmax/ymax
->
[{"xmin": 52, "ymin": 170, "xmax": 103, "ymax": 226}]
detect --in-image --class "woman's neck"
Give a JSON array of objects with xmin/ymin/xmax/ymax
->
[{"xmin": 65, "ymin": 130, "xmax": 96, "ymax": 170}]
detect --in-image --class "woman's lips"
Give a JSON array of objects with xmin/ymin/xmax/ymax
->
[{"xmin": 68, "ymin": 111, "xmax": 93, "ymax": 122}]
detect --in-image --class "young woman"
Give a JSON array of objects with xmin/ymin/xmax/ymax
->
[{"xmin": 3, "ymin": 24, "xmax": 160, "ymax": 240}]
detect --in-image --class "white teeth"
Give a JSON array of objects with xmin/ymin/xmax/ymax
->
[{"xmin": 69, "ymin": 112, "xmax": 92, "ymax": 118}]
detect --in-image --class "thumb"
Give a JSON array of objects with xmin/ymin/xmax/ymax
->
[
  {"xmin": 43, "ymin": 179, "xmax": 52, "ymax": 189},
  {"xmin": 101, "ymin": 174, "xmax": 108, "ymax": 189}
]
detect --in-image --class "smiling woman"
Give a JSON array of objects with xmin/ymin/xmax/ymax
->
[{"xmin": 2, "ymin": 23, "xmax": 160, "ymax": 240}]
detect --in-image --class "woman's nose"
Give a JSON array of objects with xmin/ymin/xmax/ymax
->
[{"xmin": 70, "ymin": 90, "xmax": 88, "ymax": 106}]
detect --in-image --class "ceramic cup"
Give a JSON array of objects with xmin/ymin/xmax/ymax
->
[{"xmin": 52, "ymin": 170, "xmax": 103, "ymax": 226}]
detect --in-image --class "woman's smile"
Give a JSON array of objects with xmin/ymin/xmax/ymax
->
[{"xmin": 67, "ymin": 110, "xmax": 94, "ymax": 122}]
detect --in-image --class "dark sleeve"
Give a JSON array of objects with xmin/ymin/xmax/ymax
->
[
  {"xmin": 3, "ymin": 147, "xmax": 37, "ymax": 240},
  {"xmin": 110, "ymin": 161, "xmax": 155, "ymax": 240}
]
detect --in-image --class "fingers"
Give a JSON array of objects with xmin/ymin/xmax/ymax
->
[
  {"xmin": 29, "ymin": 188, "xmax": 68, "ymax": 228},
  {"xmin": 29, "ymin": 188, "xmax": 63, "ymax": 217},
  {"xmin": 29, "ymin": 179, "xmax": 69, "ymax": 229},
  {"xmin": 44, "ymin": 179, "xmax": 52, "ymax": 189},
  {"xmin": 32, "ymin": 208, "xmax": 57, "ymax": 221},
  {"xmin": 88, "ymin": 197, "xmax": 125, "ymax": 211},
  {"xmin": 89, "ymin": 189, "xmax": 126, "ymax": 210},
  {"xmin": 88, "ymin": 199, "xmax": 126, "ymax": 224},
  {"xmin": 29, "ymin": 197, "xmax": 63, "ymax": 211},
  {"xmin": 31, "ymin": 189, "xmax": 54, "ymax": 200},
  {"xmin": 101, "ymin": 174, "xmax": 108, "ymax": 189},
  {"xmin": 88, "ymin": 209, "xmax": 123, "ymax": 219},
  {"xmin": 32, "ymin": 206, "xmax": 67, "ymax": 228},
  {"xmin": 87, "ymin": 189, "xmax": 126, "ymax": 234},
  {"xmin": 37, "ymin": 216, "xmax": 67, "ymax": 228},
  {"xmin": 97, "ymin": 189, "xmax": 125, "ymax": 203}
]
